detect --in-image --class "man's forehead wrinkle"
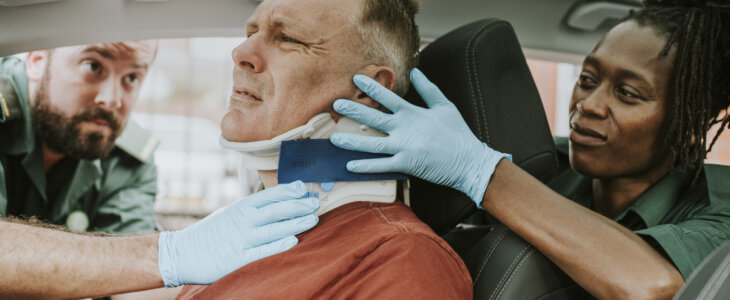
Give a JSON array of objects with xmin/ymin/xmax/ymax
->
[
  {"xmin": 267, "ymin": 7, "xmax": 316, "ymax": 35},
  {"xmin": 246, "ymin": 8, "xmax": 263, "ymax": 29},
  {"xmin": 76, "ymin": 42, "xmax": 154, "ymax": 69},
  {"xmin": 269, "ymin": 1, "xmax": 355, "ymax": 36},
  {"xmin": 80, "ymin": 43, "xmax": 135, "ymax": 58},
  {"xmin": 131, "ymin": 63, "xmax": 150, "ymax": 70},
  {"xmin": 80, "ymin": 45, "xmax": 116, "ymax": 60}
]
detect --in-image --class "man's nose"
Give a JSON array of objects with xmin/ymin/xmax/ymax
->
[
  {"xmin": 232, "ymin": 36, "xmax": 264, "ymax": 73},
  {"xmin": 95, "ymin": 78, "xmax": 123, "ymax": 109},
  {"xmin": 577, "ymin": 87, "xmax": 609, "ymax": 119}
]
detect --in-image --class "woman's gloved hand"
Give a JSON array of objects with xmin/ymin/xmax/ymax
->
[
  {"xmin": 330, "ymin": 68, "xmax": 511, "ymax": 207},
  {"xmin": 157, "ymin": 181, "xmax": 319, "ymax": 287}
]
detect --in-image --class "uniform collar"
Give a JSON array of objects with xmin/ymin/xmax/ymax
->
[
  {"xmin": 549, "ymin": 167, "xmax": 693, "ymax": 229},
  {"xmin": 703, "ymin": 164, "xmax": 730, "ymax": 206},
  {"xmin": 614, "ymin": 169, "xmax": 692, "ymax": 228}
]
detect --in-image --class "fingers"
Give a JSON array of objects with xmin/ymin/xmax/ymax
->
[
  {"xmin": 244, "ymin": 180, "xmax": 307, "ymax": 208},
  {"xmin": 247, "ymin": 214, "xmax": 318, "ymax": 246},
  {"xmin": 330, "ymin": 133, "xmax": 396, "ymax": 155},
  {"xmin": 245, "ymin": 236, "xmax": 299, "ymax": 265},
  {"xmin": 248, "ymin": 197, "xmax": 320, "ymax": 227},
  {"xmin": 353, "ymin": 74, "xmax": 411, "ymax": 113},
  {"xmin": 346, "ymin": 157, "xmax": 399, "ymax": 174},
  {"xmin": 410, "ymin": 68, "xmax": 451, "ymax": 108},
  {"xmin": 333, "ymin": 99, "xmax": 395, "ymax": 132}
]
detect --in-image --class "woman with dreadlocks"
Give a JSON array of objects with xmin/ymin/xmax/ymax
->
[{"xmin": 330, "ymin": 0, "xmax": 730, "ymax": 298}]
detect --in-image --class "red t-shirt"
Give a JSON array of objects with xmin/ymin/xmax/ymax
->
[{"xmin": 177, "ymin": 201, "xmax": 472, "ymax": 299}]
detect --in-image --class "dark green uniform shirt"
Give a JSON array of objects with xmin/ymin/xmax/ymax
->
[
  {"xmin": 548, "ymin": 137, "xmax": 730, "ymax": 279},
  {"xmin": 0, "ymin": 56, "xmax": 158, "ymax": 234}
]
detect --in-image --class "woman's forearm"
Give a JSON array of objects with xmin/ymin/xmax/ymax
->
[{"xmin": 482, "ymin": 160, "xmax": 684, "ymax": 300}]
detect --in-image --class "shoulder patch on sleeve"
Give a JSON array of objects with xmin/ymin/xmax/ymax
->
[
  {"xmin": 0, "ymin": 76, "xmax": 22, "ymax": 123},
  {"xmin": 115, "ymin": 120, "xmax": 158, "ymax": 163},
  {"xmin": 703, "ymin": 164, "xmax": 730, "ymax": 206}
]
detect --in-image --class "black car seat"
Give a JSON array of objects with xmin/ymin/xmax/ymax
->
[
  {"xmin": 404, "ymin": 18, "xmax": 591, "ymax": 299},
  {"xmin": 404, "ymin": 18, "xmax": 557, "ymax": 235},
  {"xmin": 463, "ymin": 224, "xmax": 591, "ymax": 299}
]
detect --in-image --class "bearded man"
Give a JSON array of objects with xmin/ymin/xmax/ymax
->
[{"xmin": 0, "ymin": 41, "xmax": 159, "ymax": 233}]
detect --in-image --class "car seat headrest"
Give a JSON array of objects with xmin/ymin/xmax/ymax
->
[{"xmin": 404, "ymin": 18, "xmax": 557, "ymax": 234}]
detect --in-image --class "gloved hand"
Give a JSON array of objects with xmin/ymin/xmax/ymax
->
[
  {"xmin": 158, "ymin": 181, "xmax": 319, "ymax": 287},
  {"xmin": 330, "ymin": 68, "xmax": 511, "ymax": 208}
]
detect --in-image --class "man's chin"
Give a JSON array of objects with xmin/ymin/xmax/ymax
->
[{"xmin": 221, "ymin": 110, "xmax": 266, "ymax": 142}]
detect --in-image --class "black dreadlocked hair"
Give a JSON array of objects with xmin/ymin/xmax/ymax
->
[{"xmin": 622, "ymin": 0, "xmax": 730, "ymax": 179}]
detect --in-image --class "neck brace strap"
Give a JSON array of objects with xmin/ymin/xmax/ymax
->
[{"xmin": 219, "ymin": 112, "xmax": 386, "ymax": 170}]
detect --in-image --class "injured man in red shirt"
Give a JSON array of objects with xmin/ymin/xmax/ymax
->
[{"xmin": 176, "ymin": 0, "xmax": 472, "ymax": 298}]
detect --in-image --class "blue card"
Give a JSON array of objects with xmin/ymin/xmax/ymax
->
[{"xmin": 277, "ymin": 139, "xmax": 408, "ymax": 184}]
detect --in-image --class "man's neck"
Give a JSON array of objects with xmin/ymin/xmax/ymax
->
[
  {"xmin": 41, "ymin": 144, "xmax": 65, "ymax": 173},
  {"xmin": 258, "ymin": 170, "xmax": 278, "ymax": 189}
]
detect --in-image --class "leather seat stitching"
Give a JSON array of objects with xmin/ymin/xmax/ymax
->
[
  {"xmin": 471, "ymin": 23, "xmax": 501, "ymax": 145},
  {"xmin": 489, "ymin": 244, "xmax": 531, "ymax": 300},
  {"xmin": 495, "ymin": 248, "xmax": 535, "ymax": 299},
  {"xmin": 465, "ymin": 22, "xmax": 492, "ymax": 140},
  {"xmin": 473, "ymin": 229, "xmax": 507, "ymax": 285}
]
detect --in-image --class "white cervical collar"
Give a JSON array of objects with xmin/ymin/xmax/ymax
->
[{"xmin": 220, "ymin": 112, "xmax": 408, "ymax": 216}]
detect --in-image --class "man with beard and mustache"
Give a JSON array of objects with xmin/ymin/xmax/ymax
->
[
  {"xmin": 1, "ymin": 41, "xmax": 159, "ymax": 234},
  {"xmin": 0, "ymin": 41, "xmax": 320, "ymax": 299}
]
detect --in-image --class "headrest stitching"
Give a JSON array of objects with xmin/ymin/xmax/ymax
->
[
  {"xmin": 471, "ymin": 22, "xmax": 507, "ymax": 146},
  {"xmin": 464, "ymin": 21, "xmax": 492, "ymax": 141}
]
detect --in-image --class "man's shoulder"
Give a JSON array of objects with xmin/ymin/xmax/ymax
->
[
  {"xmin": 113, "ymin": 120, "xmax": 158, "ymax": 164},
  {"xmin": 0, "ymin": 56, "xmax": 28, "ymax": 124},
  {"xmin": 702, "ymin": 164, "xmax": 730, "ymax": 206},
  {"xmin": 0, "ymin": 56, "xmax": 24, "ymax": 76},
  {"xmin": 96, "ymin": 121, "xmax": 159, "ymax": 187},
  {"xmin": 367, "ymin": 203, "xmax": 469, "ymax": 271}
]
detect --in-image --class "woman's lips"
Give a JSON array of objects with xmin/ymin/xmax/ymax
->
[{"xmin": 570, "ymin": 122, "xmax": 607, "ymax": 146}]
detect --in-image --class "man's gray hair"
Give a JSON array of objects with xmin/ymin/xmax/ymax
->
[{"xmin": 352, "ymin": 0, "xmax": 421, "ymax": 96}]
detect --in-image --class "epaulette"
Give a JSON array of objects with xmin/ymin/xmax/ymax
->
[
  {"xmin": 0, "ymin": 76, "xmax": 22, "ymax": 123},
  {"xmin": 703, "ymin": 164, "xmax": 730, "ymax": 205},
  {"xmin": 115, "ymin": 120, "xmax": 158, "ymax": 163}
]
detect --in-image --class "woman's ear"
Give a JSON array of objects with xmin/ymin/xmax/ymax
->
[
  {"xmin": 25, "ymin": 51, "xmax": 49, "ymax": 82},
  {"xmin": 351, "ymin": 66, "xmax": 396, "ymax": 109}
]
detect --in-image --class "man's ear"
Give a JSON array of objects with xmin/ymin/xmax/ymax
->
[
  {"xmin": 25, "ymin": 51, "xmax": 49, "ymax": 82},
  {"xmin": 351, "ymin": 65, "xmax": 396, "ymax": 109}
]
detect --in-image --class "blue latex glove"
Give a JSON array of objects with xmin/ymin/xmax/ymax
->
[
  {"xmin": 330, "ymin": 68, "xmax": 511, "ymax": 208},
  {"xmin": 158, "ymin": 181, "xmax": 319, "ymax": 287}
]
